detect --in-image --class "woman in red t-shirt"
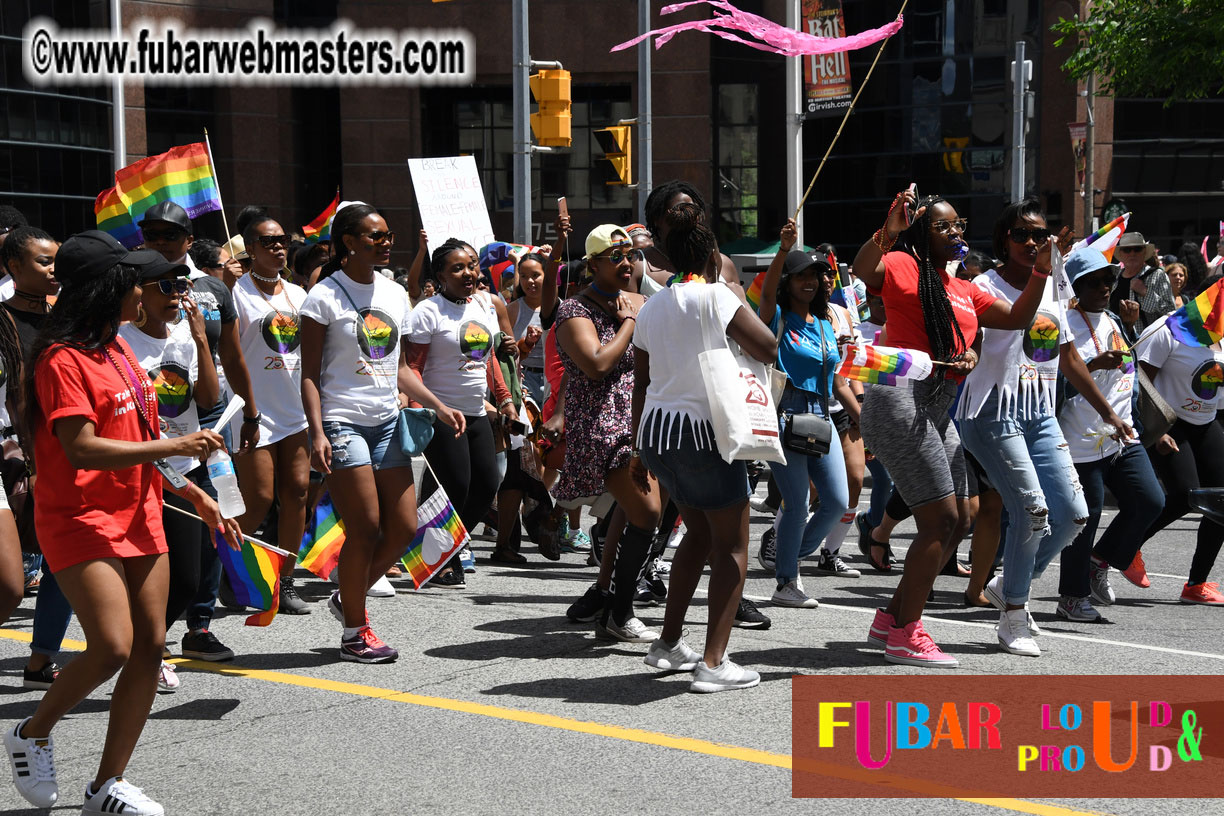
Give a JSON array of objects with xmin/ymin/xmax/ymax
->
[
  {"xmin": 851, "ymin": 191, "xmax": 1046, "ymax": 669},
  {"xmin": 3, "ymin": 231, "xmax": 241, "ymax": 815}
]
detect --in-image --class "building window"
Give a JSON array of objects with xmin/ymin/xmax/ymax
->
[{"xmin": 716, "ymin": 83, "xmax": 759, "ymax": 242}]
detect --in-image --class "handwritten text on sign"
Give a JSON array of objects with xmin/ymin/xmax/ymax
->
[{"xmin": 407, "ymin": 156, "xmax": 495, "ymax": 250}]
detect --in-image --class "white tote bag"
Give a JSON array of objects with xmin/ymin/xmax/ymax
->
[{"xmin": 697, "ymin": 286, "xmax": 786, "ymax": 464}]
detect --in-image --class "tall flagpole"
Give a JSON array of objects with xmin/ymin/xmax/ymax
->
[{"xmin": 202, "ymin": 128, "xmax": 232, "ymax": 242}]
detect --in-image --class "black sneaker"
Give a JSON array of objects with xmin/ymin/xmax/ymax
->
[
  {"xmin": 278, "ymin": 576, "xmax": 312, "ymax": 615},
  {"xmin": 180, "ymin": 629, "xmax": 235, "ymax": 662},
  {"xmin": 567, "ymin": 583, "xmax": 610, "ymax": 622},
  {"xmin": 634, "ymin": 563, "xmax": 667, "ymax": 606},
  {"xmin": 22, "ymin": 662, "xmax": 59, "ymax": 690},
  {"xmin": 756, "ymin": 527, "xmax": 777, "ymax": 571},
  {"xmin": 733, "ymin": 596, "xmax": 772, "ymax": 630},
  {"xmin": 586, "ymin": 523, "xmax": 606, "ymax": 567},
  {"xmin": 432, "ymin": 568, "xmax": 466, "ymax": 589}
]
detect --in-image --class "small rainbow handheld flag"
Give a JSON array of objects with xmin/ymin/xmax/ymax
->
[
  {"xmin": 1165, "ymin": 277, "xmax": 1224, "ymax": 347},
  {"xmin": 1071, "ymin": 212, "xmax": 1130, "ymax": 263},
  {"xmin": 94, "ymin": 186, "xmax": 142, "ymax": 249},
  {"xmin": 214, "ymin": 532, "xmax": 289, "ymax": 627},
  {"xmin": 745, "ymin": 270, "xmax": 766, "ymax": 311},
  {"xmin": 299, "ymin": 492, "xmax": 346, "ymax": 580},
  {"xmin": 114, "ymin": 142, "xmax": 223, "ymax": 225},
  {"xmin": 302, "ymin": 192, "xmax": 340, "ymax": 244},
  {"xmin": 401, "ymin": 488, "xmax": 469, "ymax": 588},
  {"xmin": 838, "ymin": 343, "xmax": 934, "ymax": 386}
]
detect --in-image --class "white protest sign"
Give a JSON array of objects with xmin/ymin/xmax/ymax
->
[{"xmin": 407, "ymin": 156, "xmax": 495, "ymax": 250}]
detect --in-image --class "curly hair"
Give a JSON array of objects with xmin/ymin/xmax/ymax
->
[{"xmin": 893, "ymin": 195, "xmax": 968, "ymax": 363}]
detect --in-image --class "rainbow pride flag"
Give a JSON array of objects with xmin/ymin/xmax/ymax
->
[
  {"xmin": 299, "ymin": 493, "xmax": 345, "ymax": 580},
  {"xmin": 838, "ymin": 343, "xmax": 934, "ymax": 386},
  {"xmin": 94, "ymin": 186, "xmax": 142, "ymax": 248},
  {"xmin": 1165, "ymin": 277, "xmax": 1224, "ymax": 347},
  {"xmin": 214, "ymin": 532, "xmax": 288, "ymax": 627},
  {"xmin": 745, "ymin": 270, "xmax": 767, "ymax": 311},
  {"xmin": 114, "ymin": 142, "xmax": 223, "ymax": 225},
  {"xmin": 1071, "ymin": 212, "xmax": 1130, "ymax": 263},
  {"xmin": 302, "ymin": 192, "xmax": 339, "ymax": 243},
  {"xmin": 401, "ymin": 488, "xmax": 469, "ymax": 588}
]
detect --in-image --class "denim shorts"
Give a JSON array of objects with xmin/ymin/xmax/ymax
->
[
  {"xmin": 322, "ymin": 415, "xmax": 412, "ymax": 471},
  {"xmin": 639, "ymin": 415, "xmax": 750, "ymax": 511}
]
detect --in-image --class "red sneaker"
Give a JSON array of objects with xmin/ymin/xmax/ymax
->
[
  {"xmin": 1121, "ymin": 551, "xmax": 1151, "ymax": 588},
  {"xmin": 1180, "ymin": 582, "xmax": 1224, "ymax": 606}
]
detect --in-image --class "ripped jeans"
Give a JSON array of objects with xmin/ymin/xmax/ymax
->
[{"xmin": 961, "ymin": 392, "xmax": 1087, "ymax": 605}]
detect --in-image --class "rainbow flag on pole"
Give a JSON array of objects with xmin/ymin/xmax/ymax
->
[
  {"xmin": 94, "ymin": 186, "xmax": 142, "ymax": 248},
  {"xmin": 299, "ymin": 493, "xmax": 346, "ymax": 580},
  {"xmin": 1071, "ymin": 212, "xmax": 1130, "ymax": 263},
  {"xmin": 1165, "ymin": 277, "xmax": 1224, "ymax": 347},
  {"xmin": 838, "ymin": 343, "xmax": 934, "ymax": 386},
  {"xmin": 214, "ymin": 532, "xmax": 289, "ymax": 627},
  {"xmin": 114, "ymin": 142, "xmax": 223, "ymax": 225},
  {"xmin": 302, "ymin": 192, "xmax": 340, "ymax": 244},
  {"xmin": 745, "ymin": 270, "xmax": 766, "ymax": 311},
  {"xmin": 401, "ymin": 488, "xmax": 469, "ymax": 588}
]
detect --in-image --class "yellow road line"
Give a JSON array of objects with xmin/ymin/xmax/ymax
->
[{"xmin": 0, "ymin": 629, "xmax": 1112, "ymax": 816}]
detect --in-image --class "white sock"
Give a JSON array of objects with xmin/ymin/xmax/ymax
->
[
  {"xmin": 342, "ymin": 626, "xmax": 362, "ymax": 640},
  {"xmin": 823, "ymin": 507, "xmax": 859, "ymax": 555}
]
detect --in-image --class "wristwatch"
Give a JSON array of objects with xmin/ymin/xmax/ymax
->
[{"xmin": 243, "ymin": 412, "xmax": 262, "ymax": 424}]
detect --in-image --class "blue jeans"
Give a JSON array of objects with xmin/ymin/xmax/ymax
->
[
  {"xmin": 865, "ymin": 455, "xmax": 892, "ymax": 528},
  {"xmin": 962, "ymin": 393, "xmax": 1087, "ymax": 604},
  {"xmin": 1060, "ymin": 444, "xmax": 1164, "ymax": 597},
  {"xmin": 772, "ymin": 388, "xmax": 848, "ymax": 585},
  {"xmin": 31, "ymin": 568, "xmax": 73, "ymax": 658}
]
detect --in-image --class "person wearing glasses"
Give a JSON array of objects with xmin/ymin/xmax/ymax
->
[
  {"xmin": 1110, "ymin": 231, "xmax": 1174, "ymax": 330},
  {"xmin": 118, "ymin": 247, "xmax": 228, "ymax": 687},
  {"xmin": 959, "ymin": 198, "xmax": 1129, "ymax": 657},
  {"xmin": 228, "ymin": 214, "xmax": 313, "ymax": 615},
  {"xmin": 555, "ymin": 225, "xmax": 661, "ymax": 643},
  {"xmin": 302, "ymin": 204, "xmax": 464, "ymax": 661},
  {"xmin": 853, "ymin": 191, "xmax": 1046, "ymax": 668}
]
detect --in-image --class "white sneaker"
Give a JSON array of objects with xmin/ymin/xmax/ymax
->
[
  {"xmin": 1088, "ymin": 557, "xmax": 1116, "ymax": 605},
  {"xmin": 4, "ymin": 717, "xmax": 56, "ymax": 807},
  {"xmin": 690, "ymin": 658, "xmax": 760, "ymax": 693},
  {"xmin": 597, "ymin": 616, "xmax": 658, "ymax": 643},
  {"xmin": 1056, "ymin": 595, "xmax": 1102, "ymax": 623},
  {"xmin": 82, "ymin": 777, "xmax": 164, "ymax": 816},
  {"xmin": 771, "ymin": 579, "xmax": 818, "ymax": 608},
  {"xmin": 367, "ymin": 575, "xmax": 396, "ymax": 598},
  {"xmin": 644, "ymin": 638, "xmax": 701, "ymax": 671},
  {"xmin": 157, "ymin": 661, "xmax": 180, "ymax": 693},
  {"xmin": 997, "ymin": 608, "xmax": 1041, "ymax": 656},
  {"xmin": 984, "ymin": 575, "xmax": 1040, "ymax": 635}
]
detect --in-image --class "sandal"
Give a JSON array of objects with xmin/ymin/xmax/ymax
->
[
  {"xmin": 867, "ymin": 541, "xmax": 893, "ymax": 573},
  {"xmin": 940, "ymin": 558, "xmax": 972, "ymax": 578}
]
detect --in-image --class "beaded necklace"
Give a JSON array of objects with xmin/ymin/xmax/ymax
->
[{"xmin": 103, "ymin": 341, "xmax": 160, "ymax": 438}]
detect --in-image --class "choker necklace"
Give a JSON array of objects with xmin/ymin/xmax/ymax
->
[
  {"xmin": 12, "ymin": 288, "xmax": 48, "ymax": 311},
  {"xmin": 441, "ymin": 291, "xmax": 470, "ymax": 304},
  {"xmin": 250, "ymin": 269, "xmax": 281, "ymax": 284},
  {"xmin": 588, "ymin": 281, "xmax": 619, "ymax": 299}
]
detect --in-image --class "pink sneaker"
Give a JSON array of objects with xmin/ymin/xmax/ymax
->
[
  {"xmin": 867, "ymin": 608, "xmax": 895, "ymax": 647},
  {"xmin": 884, "ymin": 620, "xmax": 959, "ymax": 668}
]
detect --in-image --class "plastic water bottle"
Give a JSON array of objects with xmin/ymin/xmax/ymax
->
[{"xmin": 206, "ymin": 449, "xmax": 246, "ymax": 518}]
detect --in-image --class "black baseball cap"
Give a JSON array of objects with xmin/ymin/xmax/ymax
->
[
  {"xmin": 137, "ymin": 201, "xmax": 192, "ymax": 233},
  {"xmin": 782, "ymin": 249, "xmax": 832, "ymax": 277},
  {"xmin": 55, "ymin": 230, "xmax": 173, "ymax": 287}
]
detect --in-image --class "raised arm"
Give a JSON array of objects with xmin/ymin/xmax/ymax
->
[
  {"xmin": 406, "ymin": 229, "xmax": 428, "ymax": 301},
  {"xmin": 757, "ymin": 219, "xmax": 797, "ymax": 323},
  {"xmin": 852, "ymin": 188, "xmax": 920, "ymax": 292}
]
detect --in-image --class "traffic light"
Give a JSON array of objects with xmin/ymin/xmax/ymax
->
[
  {"xmin": 529, "ymin": 69, "xmax": 572, "ymax": 148},
  {"xmin": 593, "ymin": 125, "xmax": 632, "ymax": 186}
]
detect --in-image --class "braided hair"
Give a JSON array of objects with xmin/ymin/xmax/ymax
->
[
  {"xmin": 430, "ymin": 238, "xmax": 479, "ymax": 295},
  {"xmin": 894, "ymin": 195, "xmax": 967, "ymax": 362},
  {"xmin": 661, "ymin": 203, "xmax": 717, "ymax": 276},
  {"xmin": 644, "ymin": 180, "xmax": 708, "ymax": 239}
]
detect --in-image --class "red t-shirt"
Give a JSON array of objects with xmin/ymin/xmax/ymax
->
[
  {"xmin": 34, "ymin": 340, "xmax": 167, "ymax": 572},
  {"xmin": 871, "ymin": 251, "xmax": 996, "ymax": 359},
  {"xmin": 541, "ymin": 325, "xmax": 564, "ymax": 421}
]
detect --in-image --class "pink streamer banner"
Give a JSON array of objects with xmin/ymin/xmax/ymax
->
[{"xmin": 611, "ymin": 0, "xmax": 904, "ymax": 56}]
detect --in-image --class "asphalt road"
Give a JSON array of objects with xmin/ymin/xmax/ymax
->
[{"xmin": 1, "ymin": 479, "xmax": 1220, "ymax": 816}]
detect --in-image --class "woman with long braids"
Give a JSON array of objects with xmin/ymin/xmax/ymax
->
[
  {"xmin": 959, "ymin": 198, "xmax": 1124, "ymax": 657},
  {"xmin": 229, "ymin": 212, "xmax": 313, "ymax": 614},
  {"xmin": 3, "ymin": 231, "xmax": 240, "ymax": 816},
  {"xmin": 407, "ymin": 238, "xmax": 517, "ymax": 586},
  {"xmin": 0, "ymin": 228, "xmax": 72, "ymax": 688},
  {"xmin": 632, "ymin": 202, "xmax": 776, "ymax": 691},
  {"xmin": 301, "ymin": 204, "xmax": 464, "ymax": 661},
  {"xmin": 555, "ymin": 224, "xmax": 661, "ymax": 642},
  {"xmin": 852, "ymin": 190, "xmax": 1046, "ymax": 667}
]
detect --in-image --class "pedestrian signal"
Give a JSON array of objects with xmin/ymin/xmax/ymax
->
[{"xmin": 593, "ymin": 125, "xmax": 633, "ymax": 186}]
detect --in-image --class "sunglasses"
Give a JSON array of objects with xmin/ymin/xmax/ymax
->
[
  {"xmin": 1118, "ymin": 246, "xmax": 1144, "ymax": 254},
  {"xmin": 363, "ymin": 230, "xmax": 395, "ymax": 245},
  {"xmin": 821, "ymin": 267, "xmax": 839, "ymax": 278},
  {"xmin": 152, "ymin": 278, "xmax": 192, "ymax": 296},
  {"xmin": 256, "ymin": 234, "xmax": 289, "ymax": 249},
  {"xmin": 1008, "ymin": 227, "xmax": 1053, "ymax": 244},
  {"xmin": 932, "ymin": 218, "xmax": 968, "ymax": 235},
  {"xmin": 142, "ymin": 228, "xmax": 189, "ymax": 243},
  {"xmin": 602, "ymin": 247, "xmax": 644, "ymax": 265}
]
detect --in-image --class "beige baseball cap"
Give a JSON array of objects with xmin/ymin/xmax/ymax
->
[{"xmin": 584, "ymin": 224, "xmax": 629, "ymax": 259}]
